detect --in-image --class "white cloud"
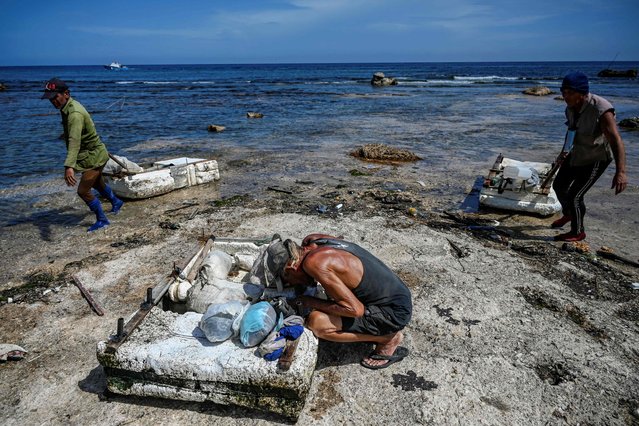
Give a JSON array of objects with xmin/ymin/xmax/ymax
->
[{"xmin": 70, "ymin": 26, "xmax": 221, "ymax": 39}]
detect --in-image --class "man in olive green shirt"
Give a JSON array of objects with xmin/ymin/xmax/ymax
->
[{"xmin": 41, "ymin": 78, "xmax": 123, "ymax": 232}]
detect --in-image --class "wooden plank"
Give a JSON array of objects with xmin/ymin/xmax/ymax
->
[
  {"xmin": 484, "ymin": 154, "xmax": 504, "ymax": 186},
  {"xmin": 277, "ymin": 339, "xmax": 300, "ymax": 372},
  {"xmin": 72, "ymin": 275, "xmax": 105, "ymax": 316},
  {"xmin": 185, "ymin": 238, "xmax": 215, "ymax": 282}
]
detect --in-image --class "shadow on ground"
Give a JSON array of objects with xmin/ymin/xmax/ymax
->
[{"xmin": 5, "ymin": 207, "xmax": 85, "ymax": 241}]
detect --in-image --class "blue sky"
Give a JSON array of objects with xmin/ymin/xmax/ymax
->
[{"xmin": 2, "ymin": 0, "xmax": 638, "ymax": 65}]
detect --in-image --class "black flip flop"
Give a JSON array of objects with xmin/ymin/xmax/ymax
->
[{"xmin": 360, "ymin": 346, "xmax": 409, "ymax": 370}]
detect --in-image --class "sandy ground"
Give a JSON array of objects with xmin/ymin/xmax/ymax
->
[{"xmin": 1, "ymin": 149, "xmax": 638, "ymax": 425}]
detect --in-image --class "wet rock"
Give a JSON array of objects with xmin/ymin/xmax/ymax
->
[
  {"xmin": 619, "ymin": 117, "xmax": 639, "ymax": 129},
  {"xmin": 0, "ymin": 83, "xmax": 6, "ymax": 91},
  {"xmin": 246, "ymin": 112, "xmax": 264, "ymax": 118},
  {"xmin": 523, "ymin": 86, "xmax": 553, "ymax": 96},
  {"xmin": 371, "ymin": 72, "xmax": 398, "ymax": 87},
  {"xmin": 207, "ymin": 124, "xmax": 226, "ymax": 132}
]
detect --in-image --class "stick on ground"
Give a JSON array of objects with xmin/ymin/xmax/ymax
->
[{"xmin": 72, "ymin": 275, "xmax": 105, "ymax": 316}]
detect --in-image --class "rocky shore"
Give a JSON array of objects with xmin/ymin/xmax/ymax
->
[{"xmin": 1, "ymin": 146, "xmax": 638, "ymax": 425}]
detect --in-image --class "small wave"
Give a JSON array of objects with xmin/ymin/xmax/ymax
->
[
  {"xmin": 406, "ymin": 79, "xmax": 474, "ymax": 86},
  {"xmin": 116, "ymin": 81, "xmax": 181, "ymax": 85},
  {"xmin": 304, "ymin": 81, "xmax": 356, "ymax": 85},
  {"xmin": 454, "ymin": 75, "xmax": 519, "ymax": 81}
]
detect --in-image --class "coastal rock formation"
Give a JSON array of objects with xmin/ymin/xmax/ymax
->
[
  {"xmin": 523, "ymin": 86, "xmax": 553, "ymax": 96},
  {"xmin": 246, "ymin": 112, "xmax": 264, "ymax": 118},
  {"xmin": 619, "ymin": 117, "xmax": 639, "ymax": 129},
  {"xmin": 351, "ymin": 143, "xmax": 421, "ymax": 162},
  {"xmin": 597, "ymin": 69, "xmax": 637, "ymax": 78},
  {"xmin": 371, "ymin": 72, "xmax": 398, "ymax": 87},
  {"xmin": 207, "ymin": 125, "xmax": 226, "ymax": 132}
]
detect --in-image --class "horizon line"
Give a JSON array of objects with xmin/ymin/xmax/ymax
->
[{"xmin": 2, "ymin": 59, "xmax": 638, "ymax": 68}]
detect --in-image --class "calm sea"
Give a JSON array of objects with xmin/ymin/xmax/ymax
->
[{"xmin": 1, "ymin": 62, "xmax": 637, "ymax": 226}]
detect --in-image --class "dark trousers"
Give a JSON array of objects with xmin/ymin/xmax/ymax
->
[
  {"xmin": 77, "ymin": 166, "xmax": 106, "ymax": 203},
  {"xmin": 552, "ymin": 155, "xmax": 610, "ymax": 234}
]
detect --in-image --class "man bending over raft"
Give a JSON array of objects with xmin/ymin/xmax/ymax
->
[{"xmin": 274, "ymin": 234, "xmax": 412, "ymax": 369}]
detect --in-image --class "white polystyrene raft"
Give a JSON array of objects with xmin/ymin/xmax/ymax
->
[
  {"xmin": 96, "ymin": 239, "xmax": 318, "ymax": 420},
  {"xmin": 479, "ymin": 158, "xmax": 562, "ymax": 216},
  {"xmin": 104, "ymin": 157, "xmax": 220, "ymax": 199},
  {"xmin": 96, "ymin": 309, "xmax": 318, "ymax": 419}
]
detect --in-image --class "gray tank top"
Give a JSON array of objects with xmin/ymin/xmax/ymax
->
[{"xmin": 309, "ymin": 238, "xmax": 412, "ymax": 325}]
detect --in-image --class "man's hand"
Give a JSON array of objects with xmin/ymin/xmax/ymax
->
[
  {"xmin": 612, "ymin": 171, "xmax": 627, "ymax": 195},
  {"xmin": 64, "ymin": 167, "xmax": 77, "ymax": 186}
]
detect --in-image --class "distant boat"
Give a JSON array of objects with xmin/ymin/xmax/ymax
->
[
  {"xmin": 597, "ymin": 69, "xmax": 637, "ymax": 78},
  {"xmin": 104, "ymin": 61, "xmax": 128, "ymax": 70}
]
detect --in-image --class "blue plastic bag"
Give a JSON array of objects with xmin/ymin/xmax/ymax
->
[{"xmin": 239, "ymin": 301, "xmax": 277, "ymax": 347}]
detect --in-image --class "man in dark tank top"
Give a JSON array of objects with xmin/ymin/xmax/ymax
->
[{"xmin": 278, "ymin": 233, "xmax": 412, "ymax": 369}]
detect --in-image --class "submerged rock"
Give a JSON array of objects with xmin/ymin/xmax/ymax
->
[
  {"xmin": 351, "ymin": 143, "xmax": 422, "ymax": 162},
  {"xmin": 247, "ymin": 112, "xmax": 264, "ymax": 118},
  {"xmin": 207, "ymin": 124, "xmax": 226, "ymax": 132},
  {"xmin": 619, "ymin": 117, "xmax": 639, "ymax": 129},
  {"xmin": 0, "ymin": 83, "xmax": 6, "ymax": 91},
  {"xmin": 523, "ymin": 86, "xmax": 553, "ymax": 96},
  {"xmin": 371, "ymin": 72, "xmax": 398, "ymax": 87}
]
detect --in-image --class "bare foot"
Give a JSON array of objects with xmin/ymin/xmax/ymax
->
[{"xmin": 361, "ymin": 332, "xmax": 404, "ymax": 368}]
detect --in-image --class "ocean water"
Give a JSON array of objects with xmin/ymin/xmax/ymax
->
[{"xmin": 1, "ymin": 61, "xmax": 638, "ymax": 226}]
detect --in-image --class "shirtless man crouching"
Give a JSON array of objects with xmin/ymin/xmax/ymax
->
[{"xmin": 279, "ymin": 234, "xmax": 412, "ymax": 369}]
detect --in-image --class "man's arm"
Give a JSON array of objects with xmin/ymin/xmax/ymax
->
[
  {"xmin": 296, "ymin": 250, "xmax": 365, "ymax": 318},
  {"xmin": 63, "ymin": 112, "xmax": 83, "ymax": 170},
  {"xmin": 601, "ymin": 111, "xmax": 627, "ymax": 194}
]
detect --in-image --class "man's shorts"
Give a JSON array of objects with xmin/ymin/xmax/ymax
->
[{"xmin": 341, "ymin": 305, "xmax": 404, "ymax": 336}]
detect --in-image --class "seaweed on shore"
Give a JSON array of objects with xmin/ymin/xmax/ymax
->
[
  {"xmin": 350, "ymin": 144, "xmax": 422, "ymax": 163},
  {"xmin": 0, "ymin": 270, "xmax": 69, "ymax": 303}
]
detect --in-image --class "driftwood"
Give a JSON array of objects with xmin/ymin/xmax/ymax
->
[
  {"xmin": 72, "ymin": 275, "xmax": 105, "ymax": 316},
  {"xmin": 596, "ymin": 250, "xmax": 639, "ymax": 268}
]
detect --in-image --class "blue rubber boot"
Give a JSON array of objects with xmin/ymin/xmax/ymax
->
[
  {"xmin": 97, "ymin": 185, "xmax": 124, "ymax": 214},
  {"xmin": 86, "ymin": 198, "xmax": 110, "ymax": 232}
]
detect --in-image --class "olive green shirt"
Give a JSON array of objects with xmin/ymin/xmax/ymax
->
[{"xmin": 60, "ymin": 97, "xmax": 109, "ymax": 171}]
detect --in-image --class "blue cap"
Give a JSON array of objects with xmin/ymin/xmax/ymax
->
[{"xmin": 561, "ymin": 72, "xmax": 589, "ymax": 94}]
